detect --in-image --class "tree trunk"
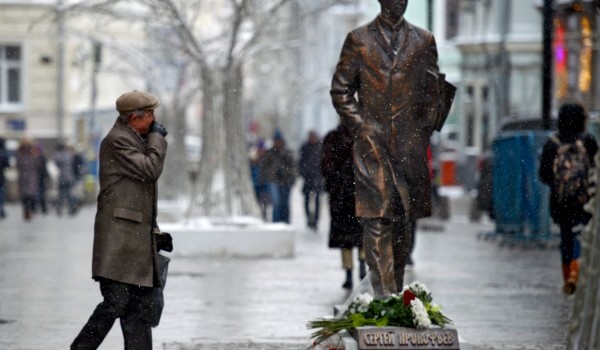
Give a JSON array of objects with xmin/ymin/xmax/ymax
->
[
  {"xmin": 187, "ymin": 66, "xmax": 222, "ymax": 217},
  {"xmin": 187, "ymin": 64, "xmax": 260, "ymax": 218},
  {"xmin": 160, "ymin": 99, "xmax": 188, "ymax": 200},
  {"xmin": 222, "ymin": 64, "xmax": 260, "ymax": 217}
]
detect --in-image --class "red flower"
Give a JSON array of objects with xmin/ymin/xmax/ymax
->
[{"xmin": 403, "ymin": 290, "xmax": 416, "ymax": 306}]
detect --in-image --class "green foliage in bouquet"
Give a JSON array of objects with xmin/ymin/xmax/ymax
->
[{"xmin": 307, "ymin": 281, "xmax": 452, "ymax": 343}]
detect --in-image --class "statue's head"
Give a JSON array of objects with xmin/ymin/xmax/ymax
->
[{"xmin": 378, "ymin": 0, "xmax": 408, "ymax": 22}]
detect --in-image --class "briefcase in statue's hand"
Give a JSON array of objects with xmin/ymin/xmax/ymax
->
[
  {"xmin": 425, "ymin": 70, "xmax": 457, "ymax": 132},
  {"xmin": 435, "ymin": 78, "xmax": 457, "ymax": 132}
]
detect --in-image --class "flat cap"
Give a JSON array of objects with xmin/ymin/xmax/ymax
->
[{"xmin": 116, "ymin": 90, "xmax": 160, "ymax": 112}]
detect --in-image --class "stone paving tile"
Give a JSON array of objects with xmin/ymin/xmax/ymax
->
[{"xmin": 0, "ymin": 188, "xmax": 573, "ymax": 350}]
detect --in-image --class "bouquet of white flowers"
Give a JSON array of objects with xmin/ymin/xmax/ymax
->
[{"xmin": 307, "ymin": 281, "xmax": 451, "ymax": 343}]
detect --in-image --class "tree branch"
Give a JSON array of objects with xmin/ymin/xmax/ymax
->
[{"xmin": 237, "ymin": 0, "xmax": 289, "ymax": 62}]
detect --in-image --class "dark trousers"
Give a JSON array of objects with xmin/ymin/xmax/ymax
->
[
  {"xmin": 303, "ymin": 191, "xmax": 320, "ymax": 228},
  {"xmin": 57, "ymin": 181, "xmax": 77, "ymax": 214},
  {"xmin": 559, "ymin": 219, "xmax": 583, "ymax": 265},
  {"xmin": 35, "ymin": 185, "xmax": 47, "ymax": 214},
  {"xmin": 408, "ymin": 219, "xmax": 416, "ymax": 257},
  {"xmin": 363, "ymin": 217, "xmax": 412, "ymax": 298},
  {"xmin": 71, "ymin": 278, "xmax": 154, "ymax": 350},
  {"xmin": 0, "ymin": 183, "xmax": 5, "ymax": 217},
  {"xmin": 271, "ymin": 184, "xmax": 291, "ymax": 223},
  {"xmin": 22, "ymin": 196, "xmax": 36, "ymax": 220}
]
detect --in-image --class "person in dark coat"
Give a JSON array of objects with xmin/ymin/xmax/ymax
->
[
  {"xmin": 34, "ymin": 145, "xmax": 49, "ymax": 215},
  {"xmin": 0, "ymin": 138, "xmax": 9, "ymax": 219},
  {"xmin": 16, "ymin": 138, "xmax": 42, "ymax": 221},
  {"xmin": 71, "ymin": 90, "xmax": 169, "ymax": 349},
  {"xmin": 299, "ymin": 130, "xmax": 324, "ymax": 230},
  {"xmin": 250, "ymin": 139, "xmax": 270, "ymax": 220},
  {"xmin": 321, "ymin": 123, "xmax": 365, "ymax": 290},
  {"xmin": 330, "ymin": 0, "xmax": 451, "ymax": 297},
  {"xmin": 71, "ymin": 144, "xmax": 88, "ymax": 211},
  {"xmin": 259, "ymin": 130, "xmax": 296, "ymax": 223},
  {"xmin": 53, "ymin": 142, "xmax": 78, "ymax": 216},
  {"xmin": 539, "ymin": 103, "xmax": 598, "ymax": 295}
]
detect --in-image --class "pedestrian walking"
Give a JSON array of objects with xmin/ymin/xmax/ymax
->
[
  {"xmin": 71, "ymin": 90, "xmax": 171, "ymax": 349},
  {"xmin": 34, "ymin": 145, "xmax": 49, "ymax": 215},
  {"xmin": 259, "ymin": 130, "xmax": 296, "ymax": 223},
  {"xmin": 299, "ymin": 130, "xmax": 324, "ymax": 230},
  {"xmin": 71, "ymin": 144, "xmax": 88, "ymax": 211},
  {"xmin": 16, "ymin": 138, "xmax": 42, "ymax": 221},
  {"xmin": 53, "ymin": 141, "xmax": 78, "ymax": 216},
  {"xmin": 250, "ymin": 139, "xmax": 270, "ymax": 221},
  {"xmin": 321, "ymin": 123, "xmax": 366, "ymax": 290},
  {"xmin": 0, "ymin": 138, "xmax": 9, "ymax": 219},
  {"xmin": 330, "ymin": 0, "xmax": 453, "ymax": 297},
  {"xmin": 539, "ymin": 103, "xmax": 598, "ymax": 295}
]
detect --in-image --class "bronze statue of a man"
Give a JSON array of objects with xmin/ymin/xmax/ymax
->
[{"xmin": 331, "ymin": 0, "xmax": 453, "ymax": 297}]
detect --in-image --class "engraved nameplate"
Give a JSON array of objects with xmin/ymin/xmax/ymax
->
[{"xmin": 353, "ymin": 326, "xmax": 460, "ymax": 349}]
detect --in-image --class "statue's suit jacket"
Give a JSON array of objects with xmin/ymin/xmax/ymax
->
[{"xmin": 331, "ymin": 16, "xmax": 440, "ymax": 220}]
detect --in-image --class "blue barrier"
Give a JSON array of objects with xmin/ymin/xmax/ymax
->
[{"xmin": 492, "ymin": 130, "xmax": 554, "ymax": 244}]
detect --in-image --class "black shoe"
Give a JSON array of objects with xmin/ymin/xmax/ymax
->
[
  {"xmin": 359, "ymin": 260, "xmax": 367, "ymax": 279},
  {"xmin": 342, "ymin": 269, "xmax": 353, "ymax": 289},
  {"xmin": 563, "ymin": 282, "xmax": 576, "ymax": 295},
  {"xmin": 342, "ymin": 280, "xmax": 353, "ymax": 290}
]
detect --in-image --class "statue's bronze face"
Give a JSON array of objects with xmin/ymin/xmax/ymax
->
[{"xmin": 379, "ymin": 0, "xmax": 408, "ymax": 22}]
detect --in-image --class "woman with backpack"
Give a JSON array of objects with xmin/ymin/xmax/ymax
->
[{"xmin": 539, "ymin": 103, "xmax": 598, "ymax": 295}]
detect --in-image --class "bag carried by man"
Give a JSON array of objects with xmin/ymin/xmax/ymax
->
[
  {"xmin": 551, "ymin": 135, "xmax": 591, "ymax": 206},
  {"xmin": 152, "ymin": 232, "xmax": 173, "ymax": 328}
]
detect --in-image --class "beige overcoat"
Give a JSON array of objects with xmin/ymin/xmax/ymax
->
[
  {"xmin": 331, "ymin": 16, "xmax": 440, "ymax": 220},
  {"xmin": 92, "ymin": 119, "xmax": 167, "ymax": 287}
]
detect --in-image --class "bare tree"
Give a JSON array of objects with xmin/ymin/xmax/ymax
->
[
  {"xmin": 57, "ymin": 0, "xmax": 343, "ymax": 219},
  {"xmin": 38, "ymin": 2, "xmax": 200, "ymax": 200}
]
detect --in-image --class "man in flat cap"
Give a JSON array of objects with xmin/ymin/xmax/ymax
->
[
  {"xmin": 72, "ymin": 90, "xmax": 170, "ymax": 349},
  {"xmin": 331, "ymin": 0, "xmax": 454, "ymax": 297}
]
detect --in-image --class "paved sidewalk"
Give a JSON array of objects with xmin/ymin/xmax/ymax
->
[{"xmin": 0, "ymin": 187, "xmax": 572, "ymax": 350}]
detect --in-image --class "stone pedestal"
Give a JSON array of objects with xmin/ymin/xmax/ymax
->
[
  {"xmin": 307, "ymin": 327, "xmax": 470, "ymax": 350},
  {"xmin": 339, "ymin": 327, "xmax": 468, "ymax": 350}
]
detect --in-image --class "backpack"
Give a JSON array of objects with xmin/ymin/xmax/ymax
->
[{"xmin": 551, "ymin": 135, "xmax": 591, "ymax": 205}]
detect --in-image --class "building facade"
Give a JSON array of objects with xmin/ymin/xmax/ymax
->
[
  {"xmin": 0, "ymin": 0, "xmax": 147, "ymax": 145},
  {"xmin": 0, "ymin": 1, "xmax": 63, "ymax": 140},
  {"xmin": 455, "ymin": 0, "xmax": 600, "ymax": 152},
  {"xmin": 551, "ymin": 0, "xmax": 600, "ymax": 115},
  {"xmin": 455, "ymin": 0, "xmax": 544, "ymax": 152}
]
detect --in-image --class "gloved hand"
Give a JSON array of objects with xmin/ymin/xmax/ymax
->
[
  {"xmin": 156, "ymin": 232, "xmax": 173, "ymax": 252},
  {"xmin": 150, "ymin": 121, "xmax": 168, "ymax": 137}
]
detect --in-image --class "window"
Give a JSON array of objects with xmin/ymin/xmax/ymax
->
[
  {"xmin": 446, "ymin": 0, "xmax": 460, "ymax": 39},
  {"xmin": 465, "ymin": 85, "xmax": 474, "ymax": 102},
  {"xmin": 0, "ymin": 44, "xmax": 22, "ymax": 108},
  {"xmin": 466, "ymin": 114, "xmax": 474, "ymax": 147}
]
